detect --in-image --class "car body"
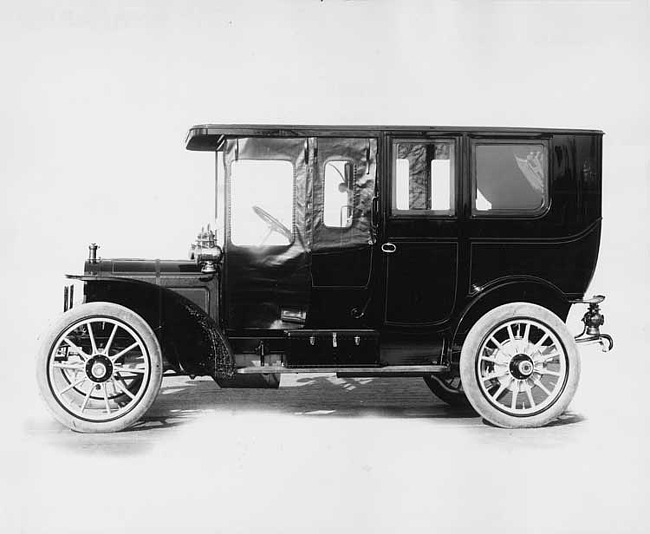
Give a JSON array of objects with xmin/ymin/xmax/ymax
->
[{"xmin": 37, "ymin": 124, "xmax": 613, "ymax": 432}]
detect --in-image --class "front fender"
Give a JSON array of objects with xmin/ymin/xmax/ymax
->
[{"xmin": 75, "ymin": 276, "xmax": 234, "ymax": 378}]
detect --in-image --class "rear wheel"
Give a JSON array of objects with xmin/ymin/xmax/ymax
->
[
  {"xmin": 37, "ymin": 302, "xmax": 163, "ymax": 433},
  {"xmin": 423, "ymin": 373, "xmax": 472, "ymax": 408},
  {"xmin": 459, "ymin": 302, "xmax": 580, "ymax": 428}
]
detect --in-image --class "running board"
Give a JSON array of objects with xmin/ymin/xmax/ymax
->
[{"xmin": 235, "ymin": 364, "xmax": 449, "ymax": 377}]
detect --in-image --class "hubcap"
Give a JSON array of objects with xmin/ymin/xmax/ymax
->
[
  {"xmin": 510, "ymin": 354, "xmax": 534, "ymax": 380},
  {"xmin": 476, "ymin": 319, "xmax": 568, "ymax": 416},
  {"xmin": 86, "ymin": 355, "xmax": 113, "ymax": 383}
]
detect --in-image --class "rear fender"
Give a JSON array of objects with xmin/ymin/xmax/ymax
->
[{"xmin": 451, "ymin": 277, "xmax": 571, "ymax": 359}]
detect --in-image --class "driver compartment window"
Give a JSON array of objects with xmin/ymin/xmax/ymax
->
[
  {"xmin": 229, "ymin": 159, "xmax": 295, "ymax": 246},
  {"xmin": 323, "ymin": 159, "xmax": 355, "ymax": 228}
]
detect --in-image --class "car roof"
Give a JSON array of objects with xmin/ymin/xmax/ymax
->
[{"xmin": 185, "ymin": 123, "xmax": 604, "ymax": 151}]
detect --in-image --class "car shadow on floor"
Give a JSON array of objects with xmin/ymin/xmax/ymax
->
[
  {"xmin": 129, "ymin": 374, "xmax": 479, "ymax": 432},
  {"xmin": 28, "ymin": 375, "xmax": 586, "ymax": 456}
]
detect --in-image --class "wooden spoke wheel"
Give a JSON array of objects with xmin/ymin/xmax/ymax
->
[
  {"xmin": 37, "ymin": 302, "xmax": 163, "ymax": 433},
  {"xmin": 459, "ymin": 303, "xmax": 580, "ymax": 428}
]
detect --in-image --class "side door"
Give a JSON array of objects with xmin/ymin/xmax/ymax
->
[
  {"xmin": 382, "ymin": 135, "xmax": 461, "ymax": 328},
  {"xmin": 223, "ymin": 137, "xmax": 311, "ymax": 331},
  {"xmin": 308, "ymin": 137, "xmax": 378, "ymax": 327}
]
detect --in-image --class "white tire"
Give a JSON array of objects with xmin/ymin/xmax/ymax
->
[
  {"xmin": 37, "ymin": 302, "xmax": 163, "ymax": 433},
  {"xmin": 459, "ymin": 302, "xmax": 580, "ymax": 428}
]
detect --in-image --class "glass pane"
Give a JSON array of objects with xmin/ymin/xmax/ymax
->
[
  {"xmin": 393, "ymin": 141, "xmax": 455, "ymax": 214},
  {"xmin": 230, "ymin": 159, "xmax": 294, "ymax": 246},
  {"xmin": 323, "ymin": 160, "xmax": 353, "ymax": 228},
  {"xmin": 395, "ymin": 159, "xmax": 410, "ymax": 210},
  {"xmin": 474, "ymin": 144, "xmax": 547, "ymax": 214},
  {"xmin": 431, "ymin": 159, "xmax": 451, "ymax": 211},
  {"xmin": 215, "ymin": 151, "xmax": 226, "ymax": 245}
]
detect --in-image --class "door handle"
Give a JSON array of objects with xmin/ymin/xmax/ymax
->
[{"xmin": 381, "ymin": 242, "xmax": 397, "ymax": 254}]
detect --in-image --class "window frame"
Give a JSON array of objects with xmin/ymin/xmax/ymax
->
[
  {"xmin": 470, "ymin": 138, "xmax": 551, "ymax": 219},
  {"xmin": 390, "ymin": 137, "xmax": 458, "ymax": 218}
]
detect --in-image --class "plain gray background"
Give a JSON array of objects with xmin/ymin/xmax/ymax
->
[{"xmin": 1, "ymin": 1, "xmax": 649, "ymax": 533}]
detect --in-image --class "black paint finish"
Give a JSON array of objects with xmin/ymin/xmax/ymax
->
[{"xmin": 76, "ymin": 125, "xmax": 605, "ymax": 376}]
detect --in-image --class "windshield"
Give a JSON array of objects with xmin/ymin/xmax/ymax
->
[{"xmin": 214, "ymin": 150, "xmax": 226, "ymax": 246}]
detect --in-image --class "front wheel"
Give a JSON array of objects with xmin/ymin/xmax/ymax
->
[
  {"xmin": 37, "ymin": 302, "xmax": 163, "ymax": 433},
  {"xmin": 459, "ymin": 303, "xmax": 580, "ymax": 428}
]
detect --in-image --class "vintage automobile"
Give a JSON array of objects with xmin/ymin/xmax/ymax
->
[{"xmin": 37, "ymin": 124, "xmax": 613, "ymax": 432}]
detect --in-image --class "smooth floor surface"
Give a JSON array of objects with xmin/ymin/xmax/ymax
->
[{"xmin": 9, "ymin": 345, "xmax": 650, "ymax": 534}]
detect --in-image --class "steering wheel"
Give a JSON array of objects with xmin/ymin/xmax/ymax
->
[{"xmin": 252, "ymin": 205, "xmax": 292, "ymax": 241}]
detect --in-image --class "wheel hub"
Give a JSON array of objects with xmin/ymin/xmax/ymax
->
[
  {"xmin": 509, "ymin": 354, "xmax": 535, "ymax": 379},
  {"xmin": 85, "ymin": 354, "xmax": 113, "ymax": 383}
]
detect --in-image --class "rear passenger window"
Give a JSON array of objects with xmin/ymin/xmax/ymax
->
[
  {"xmin": 392, "ymin": 140, "xmax": 455, "ymax": 216},
  {"xmin": 472, "ymin": 143, "xmax": 548, "ymax": 216}
]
